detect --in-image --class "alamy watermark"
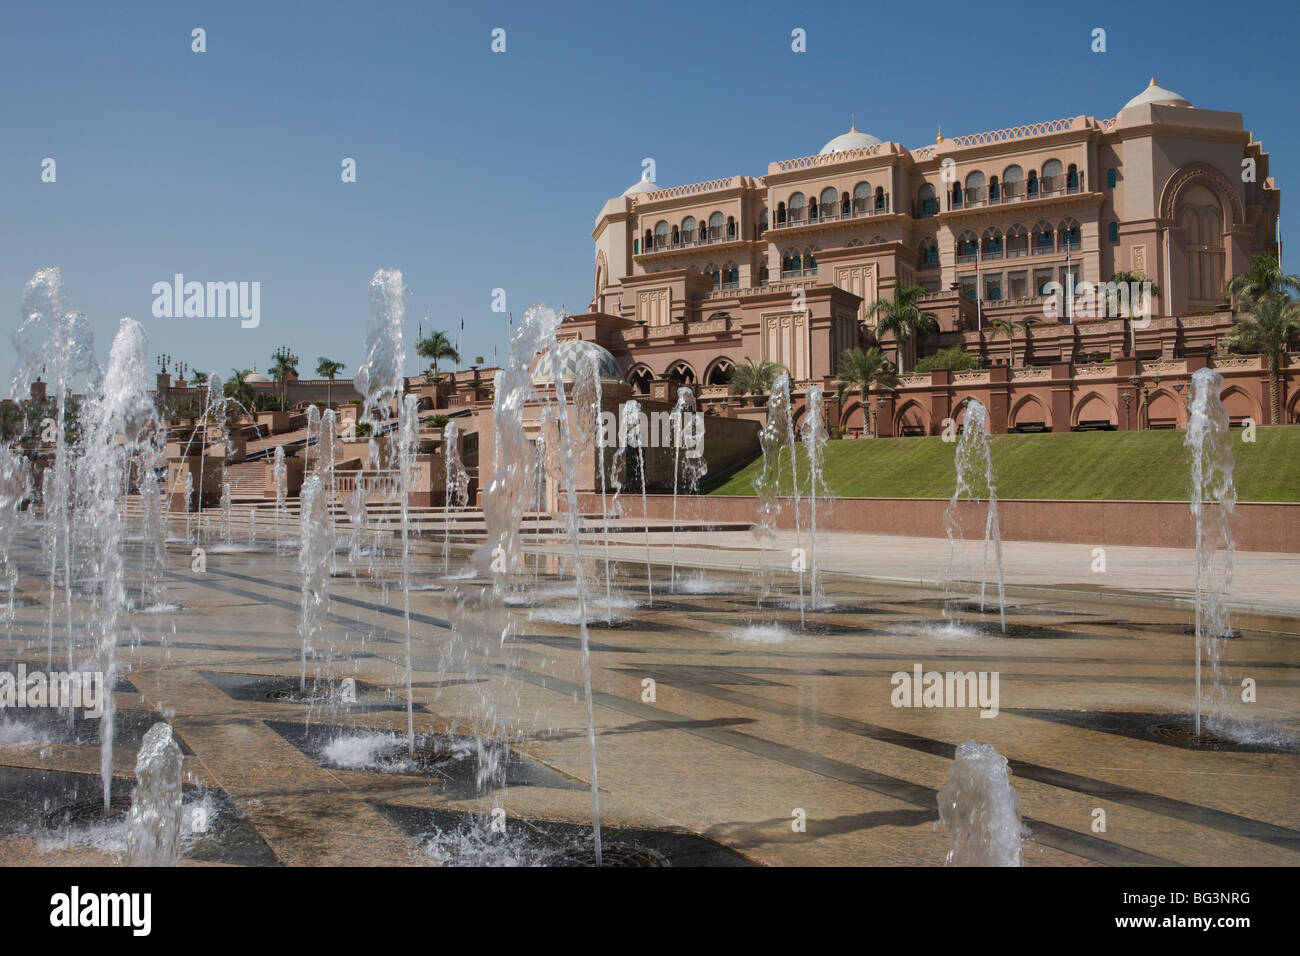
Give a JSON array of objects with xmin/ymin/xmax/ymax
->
[
  {"xmin": 0, "ymin": 664, "xmax": 105, "ymax": 718},
  {"xmin": 604, "ymin": 406, "xmax": 703, "ymax": 459},
  {"xmin": 1042, "ymin": 278, "xmax": 1154, "ymax": 325},
  {"xmin": 890, "ymin": 664, "xmax": 999, "ymax": 718},
  {"xmin": 151, "ymin": 274, "xmax": 260, "ymax": 328}
]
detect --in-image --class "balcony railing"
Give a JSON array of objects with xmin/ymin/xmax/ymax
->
[
  {"xmin": 781, "ymin": 267, "xmax": 818, "ymax": 279},
  {"xmin": 944, "ymin": 173, "xmax": 1086, "ymax": 212},
  {"xmin": 771, "ymin": 197, "xmax": 890, "ymax": 230},
  {"xmin": 640, "ymin": 227, "xmax": 744, "ymax": 254}
]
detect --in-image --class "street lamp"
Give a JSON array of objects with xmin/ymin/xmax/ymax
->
[
  {"xmin": 1121, "ymin": 390, "xmax": 1133, "ymax": 430},
  {"xmin": 874, "ymin": 396, "xmax": 887, "ymax": 438}
]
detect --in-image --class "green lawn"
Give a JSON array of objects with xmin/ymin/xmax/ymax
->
[{"xmin": 705, "ymin": 427, "xmax": 1300, "ymax": 502}]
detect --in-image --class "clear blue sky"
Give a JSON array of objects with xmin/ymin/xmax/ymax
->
[{"xmin": 3, "ymin": 0, "xmax": 1298, "ymax": 382}]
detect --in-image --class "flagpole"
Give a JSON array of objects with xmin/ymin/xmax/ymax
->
[
  {"xmin": 1066, "ymin": 234, "xmax": 1073, "ymax": 324},
  {"xmin": 976, "ymin": 241, "xmax": 982, "ymax": 334}
]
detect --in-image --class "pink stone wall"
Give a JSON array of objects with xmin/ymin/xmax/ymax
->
[{"xmin": 574, "ymin": 492, "xmax": 1300, "ymax": 553}]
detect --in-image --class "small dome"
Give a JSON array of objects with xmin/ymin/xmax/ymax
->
[
  {"xmin": 1123, "ymin": 77, "xmax": 1192, "ymax": 110},
  {"xmin": 531, "ymin": 340, "xmax": 624, "ymax": 386},
  {"xmin": 245, "ymin": 363, "xmax": 271, "ymax": 383},
  {"xmin": 819, "ymin": 122, "xmax": 881, "ymax": 155},
  {"xmin": 623, "ymin": 174, "xmax": 661, "ymax": 196}
]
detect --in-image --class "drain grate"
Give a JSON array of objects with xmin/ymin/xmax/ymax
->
[
  {"xmin": 1151, "ymin": 722, "xmax": 1237, "ymax": 749},
  {"xmin": 562, "ymin": 844, "xmax": 669, "ymax": 867},
  {"xmin": 43, "ymin": 792, "xmax": 133, "ymax": 830}
]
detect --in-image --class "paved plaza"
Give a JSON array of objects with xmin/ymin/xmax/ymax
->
[{"xmin": 0, "ymin": 521, "xmax": 1295, "ymax": 867}]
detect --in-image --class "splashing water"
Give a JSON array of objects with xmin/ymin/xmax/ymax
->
[
  {"xmin": 127, "ymin": 722, "xmax": 184, "ymax": 866},
  {"xmin": 936, "ymin": 740, "xmax": 1026, "ymax": 866},
  {"xmin": 272, "ymin": 445, "xmax": 287, "ymax": 553},
  {"xmin": 355, "ymin": 268, "xmax": 417, "ymax": 753},
  {"xmin": 620, "ymin": 401, "xmax": 653, "ymax": 604},
  {"xmin": 754, "ymin": 374, "xmax": 802, "ymax": 619},
  {"xmin": 80, "ymin": 316, "xmax": 158, "ymax": 809},
  {"xmin": 442, "ymin": 420, "xmax": 470, "ymax": 574},
  {"xmin": 298, "ymin": 474, "xmax": 332, "ymax": 690},
  {"xmin": 536, "ymin": 305, "xmax": 604, "ymax": 867},
  {"xmin": 941, "ymin": 400, "xmax": 1005, "ymax": 633},
  {"xmin": 573, "ymin": 355, "xmax": 613, "ymax": 620},
  {"xmin": 1185, "ymin": 367, "xmax": 1236, "ymax": 736},
  {"xmin": 801, "ymin": 386, "xmax": 829, "ymax": 609},
  {"xmin": 0, "ymin": 446, "xmax": 29, "ymax": 622}
]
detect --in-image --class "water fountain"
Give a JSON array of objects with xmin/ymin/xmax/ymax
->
[
  {"xmin": 354, "ymin": 267, "xmax": 416, "ymax": 753},
  {"xmin": 11, "ymin": 269, "xmax": 96, "ymax": 673},
  {"xmin": 1185, "ymin": 367, "xmax": 1236, "ymax": 736},
  {"xmin": 0, "ymin": 445, "xmax": 28, "ymax": 622},
  {"xmin": 941, "ymin": 399, "xmax": 1006, "ymax": 633},
  {"xmin": 126, "ymin": 722, "xmax": 184, "ymax": 866},
  {"xmin": 272, "ymin": 445, "xmax": 287, "ymax": 552},
  {"xmin": 442, "ymin": 419, "xmax": 470, "ymax": 574},
  {"xmin": 801, "ymin": 385, "xmax": 828, "ymax": 609},
  {"xmin": 936, "ymin": 740, "xmax": 1026, "ymax": 866},
  {"xmin": 80, "ymin": 316, "xmax": 159, "ymax": 809},
  {"xmin": 573, "ymin": 354, "xmax": 613, "ymax": 619},
  {"xmin": 618, "ymin": 401, "xmax": 653, "ymax": 605},
  {"xmin": 753, "ymin": 374, "xmax": 802, "ymax": 622},
  {"xmin": 298, "ymin": 474, "xmax": 332, "ymax": 691}
]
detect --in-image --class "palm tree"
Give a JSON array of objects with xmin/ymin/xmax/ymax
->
[
  {"xmin": 1225, "ymin": 291, "xmax": 1300, "ymax": 424},
  {"xmin": 270, "ymin": 347, "xmax": 299, "ymax": 408},
  {"xmin": 191, "ymin": 370, "xmax": 209, "ymax": 386},
  {"xmin": 866, "ymin": 284, "xmax": 939, "ymax": 372},
  {"xmin": 726, "ymin": 358, "xmax": 785, "ymax": 401},
  {"xmin": 224, "ymin": 369, "xmax": 255, "ymax": 410},
  {"xmin": 1225, "ymin": 253, "xmax": 1300, "ymax": 308},
  {"xmin": 835, "ymin": 347, "xmax": 898, "ymax": 436},
  {"xmin": 987, "ymin": 316, "xmax": 1036, "ymax": 368},
  {"xmin": 316, "ymin": 357, "xmax": 345, "ymax": 408},
  {"xmin": 416, "ymin": 331, "xmax": 460, "ymax": 380}
]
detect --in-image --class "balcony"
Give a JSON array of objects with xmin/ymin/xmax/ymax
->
[
  {"xmin": 781, "ymin": 267, "xmax": 818, "ymax": 279},
  {"xmin": 943, "ymin": 173, "xmax": 1088, "ymax": 213},
  {"xmin": 770, "ymin": 197, "xmax": 891, "ymax": 232}
]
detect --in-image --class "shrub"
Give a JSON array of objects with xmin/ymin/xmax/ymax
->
[{"xmin": 913, "ymin": 346, "xmax": 979, "ymax": 373}]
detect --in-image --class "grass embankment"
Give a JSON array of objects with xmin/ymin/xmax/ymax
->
[{"xmin": 704, "ymin": 427, "xmax": 1300, "ymax": 501}]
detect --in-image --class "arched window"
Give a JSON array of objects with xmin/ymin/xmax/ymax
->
[
  {"xmin": 722, "ymin": 261, "xmax": 739, "ymax": 289},
  {"xmin": 874, "ymin": 185, "xmax": 886, "ymax": 212},
  {"xmin": 918, "ymin": 238, "xmax": 939, "ymax": 270},
  {"xmin": 757, "ymin": 209, "xmax": 768, "ymax": 240},
  {"xmin": 726, "ymin": 215, "xmax": 736, "ymax": 239},
  {"xmin": 758, "ymin": 259, "xmax": 770, "ymax": 285},
  {"xmin": 808, "ymin": 196, "xmax": 819, "ymax": 220},
  {"xmin": 1002, "ymin": 164, "xmax": 1023, "ymax": 201},
  {"xmin": 1058, "ymin": 218, "xmax": 1081, "ymax": 251},
  {"xmin": 1177, "ymin": 184, "xmax": 1226, "ymax": 305},
  {"xmin": 681, "ymin": 216, "xmax": 697, "ymax": 245},
  {"xmin": 1042, "ymin": 158, "xmax": 1063, "ymax": 190},
  {"xmin": 711, "ymin": 267, "xmax": 721, "ymax": 289},
  {"xmin": 633, "ymin": 238, "xmax": 639, "ymax": 254},
  {"xmin": 981, "ymin": 228, "xmax": 1003, "ymax": 258},
  {"xmin": 782, "ymin": 249, "xmax": 802, "ymax": 277},
  {"xmin": 1032, "ymin": 221, "xmax": 1053, "ymax": 253},
  {"xmin": 840, "ymin": 191, "xmax": 851, "ymax": 217},
  {"xmin": 643, "ymin": 229, "xmax": 653, "ymax": 250},
  {"xmin": 708, "ymin": 211, "xmax": 724, "ymax": 241},
  {"xmin": 706, "ymin": 359, "xmax": 734, "ymax": 386},
  {"xmin": 671, "ymin": 224, "xmax": 680, "ymax": 246},
  {"xmin": 804, "ymin": 246, "xmax": 818, "ymax": 273},
  {"xmin": 788, "ymin": 192, "xmax": 806, "ymax": 223},
  {"xmin": 916, "ymin": 183, "xmax": 937, "ymax": 217},
  {"xmin": 1106, "ymin": 168, "xmax": 1117, "ymax": 189},
  {"xmin": 1108, "ymin": 221, "xmax": 1119, "ymax": 242},
  {"xmin": 1027, "ymin": 170, "xmax": 1039, "ymax": 196},
  {"xmin": 820, "ymin": 187, "xmax": 838, "ymax": 220},
  {"xmin": 1006, "ymin": 224, "xmax": 1028, "ymax": 257},
  {"xmin": 776, "ymin": 202, "xmax": 786, "ymax": 226},
  {"xmin": 964, "ymin": 170, "xmax": 986, "ymax": 206},
  {"xmin": 989, "ymin": 175, "xmax": 1000, "ymax": 201},
  {"xmin": 956, "ymin": 230, "xmax": 979, "ymax": 261},
  {"xmin": 667, "ymin": 361, "xmax": 696, "ymax": 387},
  {"xmin": 951, "ymin": 181, "xmax": 963, "ymax": 209},
  {"xmin": 654, "ymin": 220, "xmax": 669, "ymax": 249},
  {"xmin": 853, "ymin": 181, "xmax": 871, "ymax": 215},
  {"xmin": 629, "ymin": 367, "xmax": 653, "ymax": 396},
  {"xmin": 1067, "ymin": 163, "xmax": 1080, "ymax": 193}
]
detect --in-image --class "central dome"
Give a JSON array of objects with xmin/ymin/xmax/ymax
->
[
  {"xmin": 819, "ymin": 122, "xmax": 881, "ymax": 155},
  {"xmin": 531, "ymin": 339, "xmax": 624, "ymax": 385},
  {"xmin": 623, "ymin": 174, "xmax": 661, "ymax": 196}
]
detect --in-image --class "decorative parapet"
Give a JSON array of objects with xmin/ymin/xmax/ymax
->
[
  {"xmin": 897, "ymin": 373, "xmax": 930, "ymax": 387},
  {"xmin": 947, "ymin": 116, "xmax": 1083, "ymax": 148},
  {"xmin": 635, "ymin": 176, "xmax": 745, "ymax": 204},
  {"xmin": 1074, "ymin": 363, "xmax": 1113, "ymax": 378},
  {"xmin": 698, "ymin": 385, "xmax": 730, "ymax": 399},
  {"xmin": 1009, "ymin": 367, "xmax": 1051, "ymax": 381},
  {"xmin": 952, "ymin": 371, "xmax": 991, "ymax": 384},
  {"xmin": 912, "ymin": 145, "xmax": 937, "ymax": 161},
  {"xmin": 1100, "ymin": 117, "xmax": 1118, "ymax": 133},
  {"xmin": 771, "ymin": 143, "xmax": 885, "ymax": 173},
  {"xmin": 1213, "ymin": 355, "xmax": 1262, "ymax": 371},
  {"xmin": 1138, "ymin": 360, "xmax": 1188, "ymax": 376}
]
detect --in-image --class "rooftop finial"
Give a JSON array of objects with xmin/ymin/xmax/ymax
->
[
  {"xmin": 1149, "ymin": 76, "xmax": 1157, "ymax": 86},
  {"xmin": 936, "ymin": 125, "xmax": 944, "ymax": 143},
  {"xmin": 850, "ymin": 112, "xmax": 855, "ymax": 132}
]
